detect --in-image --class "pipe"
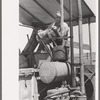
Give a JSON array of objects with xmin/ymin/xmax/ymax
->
[
  {"xmin": 88, "ymin": 18, "xmax": 92, "ymax": 65},
  {"xmin": 71, "ymin": 90, "xmax": 83, "ymax": 96},
  {"xmin": 77, "ymin": 0, "xmax": 85, "ymax": 94},
  {"xmin": 60, "ymin": 0, "xmax": 64, "ymax": 36},
  {"xmin": 69, "ymin": 0, "xmax": 76, "ymax": 87}
]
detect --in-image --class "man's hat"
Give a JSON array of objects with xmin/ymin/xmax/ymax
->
[{"xmin": 56, "ymin": 11, "xmax": 61, "ymax": 17}]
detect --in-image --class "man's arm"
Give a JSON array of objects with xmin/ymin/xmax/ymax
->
[{"xmin": 62, "ymin": 23, "xmax": 69, "ymax": 37}]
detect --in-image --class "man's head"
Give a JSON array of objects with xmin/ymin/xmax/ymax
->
[{"xmin": 55, "ymin": 11, "xmax": 61, "ymax": 23}]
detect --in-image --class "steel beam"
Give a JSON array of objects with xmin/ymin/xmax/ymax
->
[{"xmin": 69, "ymin": 0, "xmax": 76, "ymax": 87}]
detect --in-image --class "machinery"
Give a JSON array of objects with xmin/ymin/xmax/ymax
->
[
  {"xmin": 19, "ymin": 0, "xmax": 96, "ymax": 100},
  {"xmin": 19, "ymin": 29, "xmax": 95, "ymax": 100}
]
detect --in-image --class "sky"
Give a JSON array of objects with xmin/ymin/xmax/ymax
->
[{"xmin": 19, "ymin": 0, "xmax": 97, "ymax": 54}]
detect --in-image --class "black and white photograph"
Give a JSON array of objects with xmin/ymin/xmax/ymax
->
[{"xmin": 18, "ymin": 0, "xmax": 97, "ymax": 100}]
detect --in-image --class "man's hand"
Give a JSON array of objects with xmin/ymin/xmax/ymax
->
[{"xmin": 52, "ymin": 26, "xmax": 57, "ymax": 30}]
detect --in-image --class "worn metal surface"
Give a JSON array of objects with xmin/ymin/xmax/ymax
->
[
  {"xmin": 19, "ymin": 0, "xmax": 95, "ymax": 27},
  {"xmin": 39, "ymin": 62, "xmax": 71, "ymax": 83}
]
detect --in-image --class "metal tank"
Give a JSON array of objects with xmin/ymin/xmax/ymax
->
[{"xmin": 39, "ymin": 62, "xmax": 71, "ymax": 84}]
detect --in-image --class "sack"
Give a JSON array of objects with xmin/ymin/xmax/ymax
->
[{"xmin": 52, "ymin": 46, "xmax": 69, "ymax": 61}]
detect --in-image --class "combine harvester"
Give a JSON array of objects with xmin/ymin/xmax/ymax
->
[{"xmin": 19, "ymin": 0, "xmax": 96, "ymax": 100}]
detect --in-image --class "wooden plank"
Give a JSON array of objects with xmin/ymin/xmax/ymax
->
[
  {"xmin": 22, "ymin": 29, "xmax": 38, "ymax": 54},
  {"xmin": 19, "ymin": 68, "xmax": 39, "ymax": 76}
]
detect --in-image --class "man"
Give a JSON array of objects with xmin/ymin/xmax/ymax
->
[
  {"xmin": 36, "ymin": 11, "xmax": 69, "ymax": 46},
  {"xmin": 51, "ymin": 11, "xmax": 69, "ymax": 45}
]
